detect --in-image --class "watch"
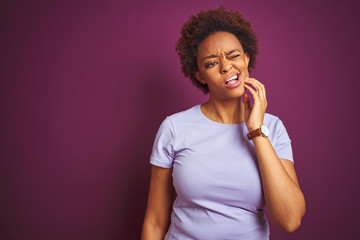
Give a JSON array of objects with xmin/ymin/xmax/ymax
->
[{"xmin": 247, "ymin": 124, "xmax": 270, "ymax": 140}]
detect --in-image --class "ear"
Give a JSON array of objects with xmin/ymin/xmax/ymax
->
[
  {"xmin": 245, "ymin": 53, "xmax": 250, "ymax": 66},
  {"xmin": 194, "ymin": 71, "xmax": 206, "ymax": 85}
]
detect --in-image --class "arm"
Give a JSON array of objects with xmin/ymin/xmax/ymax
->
[
  {"xmin": 243, "ymin": 77, "xmax": 306, "ymax": 233},
  {"xmin": 142, "ymin": 165, "xmax": 174, "ymax": 240},
  {"xmin": 253, "ymin": 137, "xmax": 306, "ymax": 232}
]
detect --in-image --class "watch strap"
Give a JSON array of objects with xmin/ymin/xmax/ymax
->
[{"xmin": 247, "ymin": 128, "xmax": 263, "ymax": 140}]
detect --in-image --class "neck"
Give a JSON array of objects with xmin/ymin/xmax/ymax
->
[{"xmin": 201, "ymin": 97, "xmax": 245, "ymax": 124}]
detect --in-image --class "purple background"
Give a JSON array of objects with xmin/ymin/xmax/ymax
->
[{"xmin": 1, "ymin": 0, "xmax": 359, "ymax": 239}]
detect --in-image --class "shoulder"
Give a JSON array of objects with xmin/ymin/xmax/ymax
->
[
  {"xmin": 263, "ymin": 112, "xmax": 291, "ymax": 141},
  {"xmin": 164, "ymin": 105, "xmax": 202, "ymax": 129},
  {"xmin": 167, "ymin": 105, "xmax": 200, "ymax": 122},
  {"xmin": 263, "ymin": 113, "xmax": 290, "ymax": 138},
  {"xmin": 263, "ymin": 113, "xmax": 286, "ymax": 129},
  {"xmin": 263, "ymin": 112, "xmax": 280, "ymax": 123},
  {"xmin": 264, "ymin": 113, "xmax": 293, "ymax": 162},
  {"xmin": 156, "ymin": 105, "xmax": 201, "ymax": 133}
]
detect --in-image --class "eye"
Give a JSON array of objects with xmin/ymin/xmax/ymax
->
[
  {"xmin": 205, "ymin": 62, "xmax": 218, "ymax": 68},
  {"xmin": 230, "ymin": 54, "xmax": 240, "ymax": 59}
]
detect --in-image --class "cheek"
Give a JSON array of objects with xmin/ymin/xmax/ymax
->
[
  {"xmin": 201, "ymin": 70, "xmax": 217, "ymax": 81},
  {"xmin": 238, "ymin": 60, "xmax": 249, "ymax": 71}
]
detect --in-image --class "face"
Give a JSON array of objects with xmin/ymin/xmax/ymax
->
[{"xmin": 195, "ymin": 31, "xmax": 250, "ymax": 100}]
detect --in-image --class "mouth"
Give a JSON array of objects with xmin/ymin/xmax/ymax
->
[{"xmin": 224, "ymin": 73, "xmax": 240, "ymax": 87}]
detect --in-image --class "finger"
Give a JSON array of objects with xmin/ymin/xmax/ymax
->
[
  {"xmin": 245, "ymin": 78, "xmax": 266, "ymax": 100},
  {"xmin": 244, "ymin": 84, "xmax": 260, "ymax": 103},
  {"xmin": 244, "ymin": 78, "xmax": 262, "ymax": 99},
  {"xmin": 252, "ymin": 79, "xmax": 266, "ymax": 100},
  {"xmin": 245, "ymin": 78, "xmax": 262, "ymax": 94}
]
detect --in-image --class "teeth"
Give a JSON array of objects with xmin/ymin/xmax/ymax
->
[{"xmin": 226, "ymin": 75, "xmax": 238, "ymax": 83}]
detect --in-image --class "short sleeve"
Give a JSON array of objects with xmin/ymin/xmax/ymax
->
[
  {"xmin": 150, "ymin": 117, "xmax": 175, "ymax": 168},
  {"xmin": 274, "ymin": 119, "xmax": 294, "ymax": 163}
]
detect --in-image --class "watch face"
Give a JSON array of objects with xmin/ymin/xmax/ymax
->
[{"xmin": 261, "ymin": 125, "xmax": 270, "ymax": 137}]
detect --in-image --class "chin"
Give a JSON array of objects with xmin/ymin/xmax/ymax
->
[
  {"xmin": 209, "ymin": 85, "xmax": 245, "ymax": 100},
  {"xmin": 228, "ymin": 85, "xmax": 245, "ymax": 98}
]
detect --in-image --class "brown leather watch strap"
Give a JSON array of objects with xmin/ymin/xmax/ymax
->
[{"xmin": 247, "ymin": 128, "xmax": 262, "ymax": 140}]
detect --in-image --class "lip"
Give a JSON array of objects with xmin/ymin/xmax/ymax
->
[
  {"xmin": 224, "ymin": 73, "xmax": 241, "ymax": 88},
  {"xmin": 223, "ymin": 73, "xmax": 239, "ymax": 84}
]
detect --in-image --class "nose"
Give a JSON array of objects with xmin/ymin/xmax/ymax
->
[{"xmin": 220, "ymin": 58, "xmax": 232, "ymax": 73}]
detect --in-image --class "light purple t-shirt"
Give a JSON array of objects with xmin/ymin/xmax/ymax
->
[{"xmin": 150, "ymin": 105, "xmax": 293, "ymax": 240}]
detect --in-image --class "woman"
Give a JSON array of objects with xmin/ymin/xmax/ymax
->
[{"xmin": 142, "ymin": 6, "xmax": 305, "ymax": 240}]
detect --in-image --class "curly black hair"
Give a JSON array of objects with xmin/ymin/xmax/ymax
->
[{"xmin": 175, "ymin": 6, "xmax": 259, "ymax": 94}]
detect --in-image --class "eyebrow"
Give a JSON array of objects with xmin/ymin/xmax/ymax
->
[{"xmin": 201, "ymin": 49, "xmax": 241, "ymax": 61}]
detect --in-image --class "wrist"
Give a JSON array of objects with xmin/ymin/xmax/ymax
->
[
  {"xmin": 247, "ymin": 124, "xmax": 269, "ymax": 140},
  {"xmin": 247, "ymin": 126, "xmax": 260, "ymax": 132}
]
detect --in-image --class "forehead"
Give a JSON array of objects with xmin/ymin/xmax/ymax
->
[{"xmin": 197, "ymin": 31, "xmax": 244, "ymax": 56}]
